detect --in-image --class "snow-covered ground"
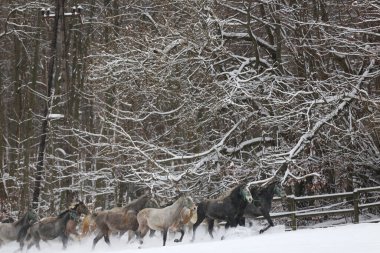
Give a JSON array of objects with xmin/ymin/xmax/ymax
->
[{"xmin": 2, "ymin": 222, "xmax": 380, "ymax": 253}]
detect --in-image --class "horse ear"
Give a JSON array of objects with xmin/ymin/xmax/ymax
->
[{"xmin": 149, "ymin": 188, "xmax": 156, "ymax": 198}]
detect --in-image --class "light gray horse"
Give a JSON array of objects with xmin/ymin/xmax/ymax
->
[
  {"xmin": 137, "ymin": 195, "xmax": 196, "ymax": 246},
  {"xmin": 0, "ymin": 210, "xmax": 38, "ymax": 247}
]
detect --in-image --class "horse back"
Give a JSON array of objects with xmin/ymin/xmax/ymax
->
[
  {"xmin": 138, "ymin": 207, "xmax": 175, "ymax": 231},
  {"xmin": 40, "ymin": 217, "xmax": 58, "ymax": 224},
  {"xmin": 199, "ymin": 199, "xmax": 233, "ymax": 220},
  {"xmin": 94, "ymin": 210, "xmax": 126, "ymax": 231},
  {"xmin": 0, "ymin": 223, "xmax": 19, "ymax": 241}
]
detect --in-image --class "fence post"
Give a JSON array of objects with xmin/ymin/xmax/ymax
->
[
  {"xmin": 288, "ymin": 195, "xmax": 297, "ymax": 230},
  {"xmin": 353, "ymin": 189, "xmax": 359, "ymax": 223}
]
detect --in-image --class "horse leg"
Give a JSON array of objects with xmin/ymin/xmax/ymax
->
[
  {"xmin": 174, "ymin": 228, "xmax": 184, "ymax": 243},
  {"xmin": 259, "ymin": 212, "xmax": 274, "ymax": 234},
  {"xmin": 207, "ymin": 218, "xmax": 215, "ymax": 239},
  {"xmin": 104, "ymin": 233, "xmax": 111, "ymax": 246},
  {"xmin": 238, "ymin": 217, "xmax": 246, "ymax": 226},
  {"xmin": 26, "ymin": 235, "xmax": 35, "ymax": 250},
  {"xmin": 162, "ymin": 228, "xmax": 168, "ymax": 246},
  {"xmin": 221, "ymin": 219, "xmax": 235, "ymax": 240},
  {"xmin": 136, "ymin": 217, "xmax": 150, "ymax": 245},
  {"xmin": 127, "ymin": 230, "xmax": 134, "ymax": 243},
  {"xmin": 62, "ymin": 234, "xmax": 69, "ymax": 249},
  {"xmin": 149, "ymin": 229, "xmax": 156, "ymax": 238},
  {"xmin": 191, "ymin": 210, "xmax": 206, "ymax": 242},
  {"xmin": 18, "ymin": 240, "xmax": 24, "ymax": 252},
  {"xmin": 28, "ymin": 232, "xmax": 40, "ymax": 250},
  {"xmin": 137, "ymin": 225, "xmax": 149, "ymax": 245},
  {"xmin": 118, "ymin": 230, "xmax": 126, "ymax": 238},
  {"xmin": 92, "ymin": 231, "xmax": 104, "ymax": 249}
]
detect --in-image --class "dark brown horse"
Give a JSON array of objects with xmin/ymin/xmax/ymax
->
[
  {"xmin": 91, "ymin": 193, "xmax": 152, "ymax": 249},
  {"xmin": 191, "ymin": 183, "xmax": 253, "ymax": 241},
  {"xmin": 20, "ymin": 201, "xmax": 88, "ymax": 250}
]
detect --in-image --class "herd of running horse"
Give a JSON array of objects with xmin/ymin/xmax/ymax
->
[{"xmin": 0, "ymin": 181, "xmax": 279, "ymax": 251}]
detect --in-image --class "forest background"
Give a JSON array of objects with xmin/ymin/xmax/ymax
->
[{"xmin": 0, "ymin": 0, "xmax": 379, "ymax": 216}]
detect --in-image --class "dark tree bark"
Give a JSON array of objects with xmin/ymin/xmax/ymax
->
[{"xmin": 32, "ymin": 0, "xmax": 63, "ymax": 210}]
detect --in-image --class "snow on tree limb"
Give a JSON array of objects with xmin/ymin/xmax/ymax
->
[
  {"xmin": 267, "ymin": 59, "xmax": 376, "ymax": 182},
  {"xmin": 287, "ymin": 59, "xmax": 375, "ymax": 160}
]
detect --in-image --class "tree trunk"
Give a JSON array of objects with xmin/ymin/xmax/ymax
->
[{"xmin": 32, "ymin": 0, "xmax": 63, "ymax": 210}]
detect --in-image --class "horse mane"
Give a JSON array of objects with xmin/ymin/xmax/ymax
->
[
  {"xmin": 217, "ymin": 183, "xmax": 245, "ymax": 201},
  {"xmin": 58, "ymin": 209, "xmax": 70, "ymax": 218}
]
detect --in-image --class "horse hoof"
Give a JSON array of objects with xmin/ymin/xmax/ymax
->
[
  {"xmin": 221, "ymin": 236, "xmax": 225, "ymax": 240},
  {"xmin": 174, "ymin": 239, "xmax": 180, "ymax": 243},
  {"xmin": 259, "ymin": 230, "xmax": 264, "ymax": 234}
]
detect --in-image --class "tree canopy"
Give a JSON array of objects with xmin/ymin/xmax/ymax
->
[{"xmin": 0, "ymin": 0, "xmax": 379, "ymax": 214}]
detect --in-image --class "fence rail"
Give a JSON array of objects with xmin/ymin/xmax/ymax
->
[{"xmin": 262, "ymin": 186, "xmax": 380, "ymax": 230}]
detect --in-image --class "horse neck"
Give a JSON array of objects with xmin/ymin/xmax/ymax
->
[
  {"xmin": 71, "ymin": 204, "xmax": 82, "ymax": 215},
  {"xmin": 14, "ymin": 214, "xmax": 28, "ymax": 227},
  {"xmin": 252, "ymin": 182, "xmax": 277, "ymax": 207},
  {"xmin": 58, "ymin": 210, "xmax": 75, "ymax": 225},
  {"xmin": 124, "ymin": 195, "xmax": 148, "ymax": 212},
  {"xmin": 261, "ymin": 182, "xmax": 277, "ymax": 199},
  {"xmin": 167, "ymin": 197, "xmax": 187, "ymax": 217},
  {"xmin": 230, "ymin": 185, "xmax": 248, "ymax": 207},
  {"xmin": 63, "ymin": 210, "xmax": 76, "ymax": 224}
]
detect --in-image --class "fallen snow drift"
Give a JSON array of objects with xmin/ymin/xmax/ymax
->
[{"xmin": 2, "ymin": 222, "xmax": 379, "ymax": 253}]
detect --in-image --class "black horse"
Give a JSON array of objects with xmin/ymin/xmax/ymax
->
[
  {"xmin": 191, "ymin": 183, "xmax": 253, "ymax": 241},
  {"xmin": 20, "ymin": 202, "xmax": 88, "ymax": 250},
  {"xmin": 240, "ymin": 181, "xmax": 279, "ymax": 233}
]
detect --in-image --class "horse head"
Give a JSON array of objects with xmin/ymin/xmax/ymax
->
[
  {"xmin": 71, "ymin": 201, "xmax": 89, "ymax": 216},
  {"xmin": 26, "ymin": 210, "xmax": 38, "ymax": 225},
  {"xmin": 182, "ymin": 196, "xmax": 197, "ymax": 212},
  {"xmin": 240, "ymin": 184, "xmax": 253, "ymax": 203}
]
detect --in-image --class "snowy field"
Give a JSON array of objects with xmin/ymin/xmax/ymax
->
[{"xmin": 1, "ymin": 222, "xmax": 380, "ymax": 253}]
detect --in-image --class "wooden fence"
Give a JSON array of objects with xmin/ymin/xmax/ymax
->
[{"xmin": 262, "ymin": 186, "xmax": 380, "ymax": 230}]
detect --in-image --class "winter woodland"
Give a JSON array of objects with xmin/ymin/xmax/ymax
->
[{"xmin": 0, "ymin": 0, "xmax": 379, "ymax": 218}]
